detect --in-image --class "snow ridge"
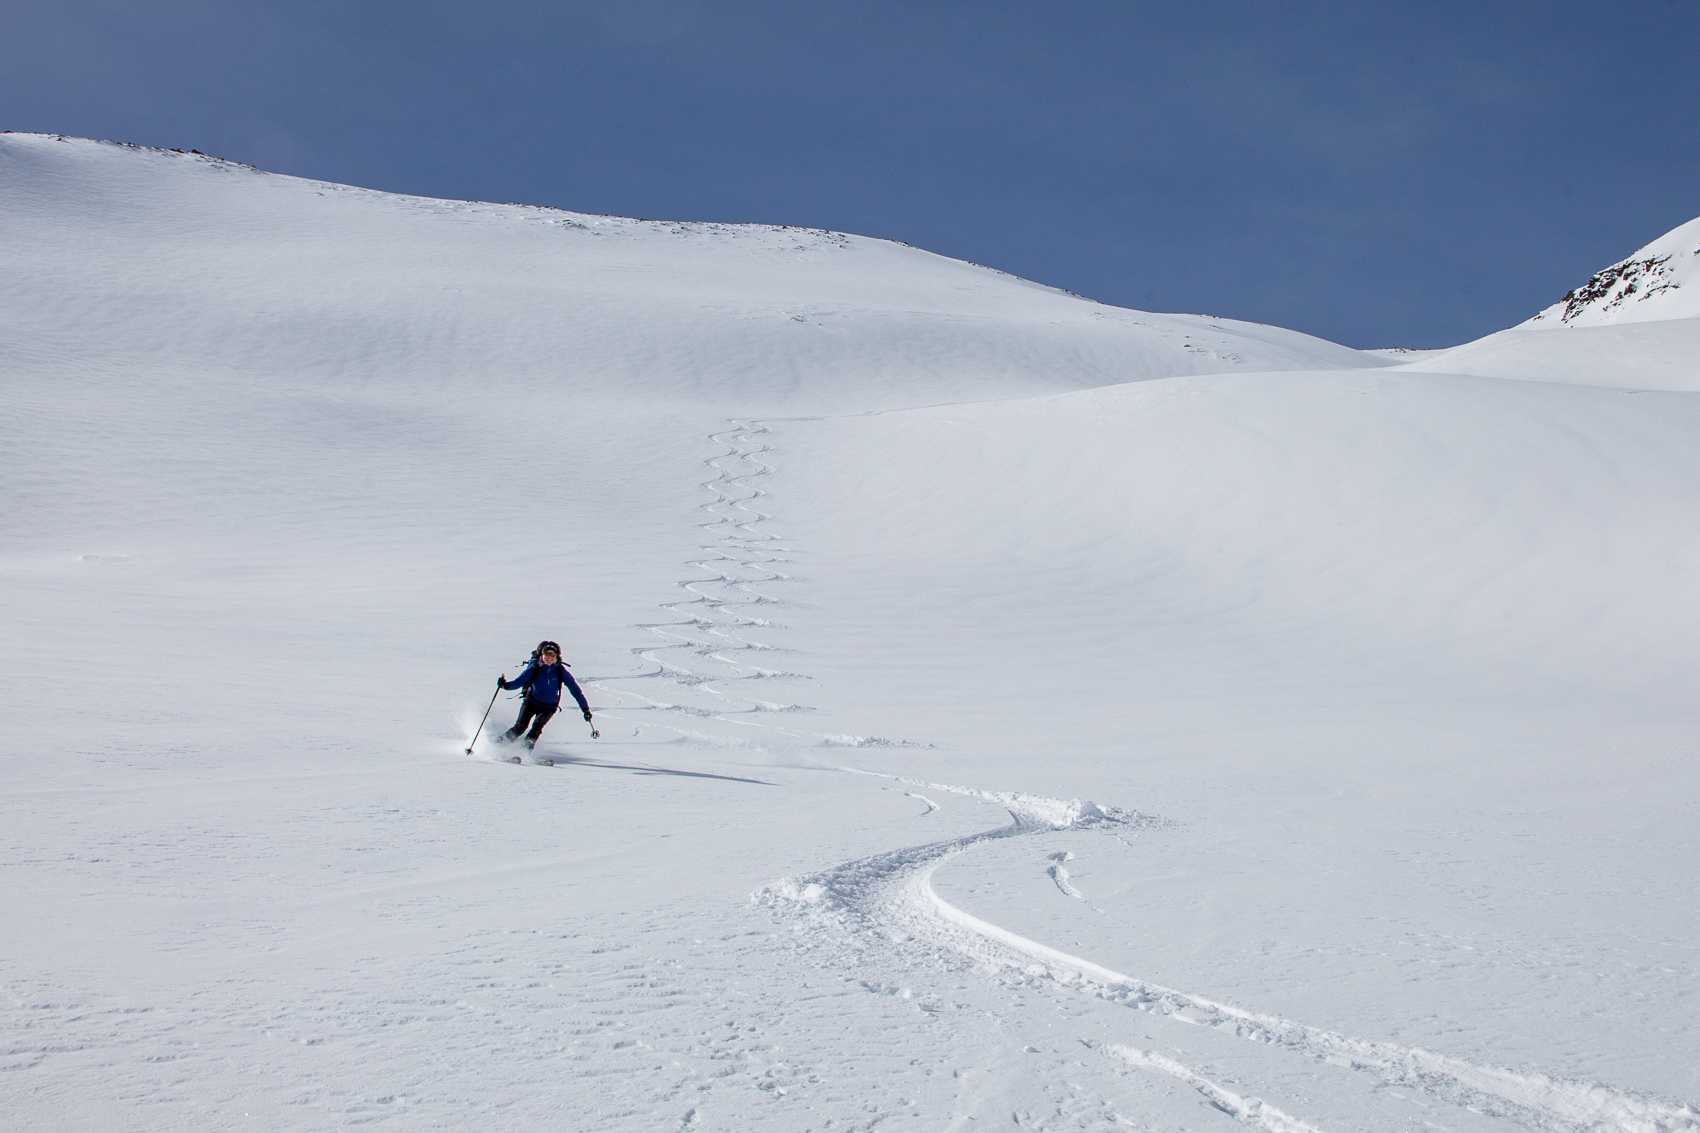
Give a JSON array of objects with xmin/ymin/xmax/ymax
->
[{"xmin": 1526, "ymin": 216, "xmax": 1700, "ymax": 326}]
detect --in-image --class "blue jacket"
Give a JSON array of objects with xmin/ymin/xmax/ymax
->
[{"xmin": 503, "ymin": 661, "xmax": 589, "ymax": 713}]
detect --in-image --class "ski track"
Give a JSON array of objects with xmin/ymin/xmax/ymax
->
[
  {"xmin": 586, "ymin": 422, "xmax": 820, "ymax": 748},
  {"xmin": 1047, "ymin": 852, "xmax": 1085, "ymax": 900},
  {"xmin": 606, "ymin": 421, "xmax": 1698, "ymax": 1133},
  {"xmin": 1105, "ymin": 1046, "xmax": 1329, "ymax": 1133},
  {"xmin": 765, "ymin": 765, "xmax": 1700, "ymax": 1133}
]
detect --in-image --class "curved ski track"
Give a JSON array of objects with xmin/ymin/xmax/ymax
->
[{"xmin": 613, "ymin": 421, "xmax": 1699, "ymax": 1133}]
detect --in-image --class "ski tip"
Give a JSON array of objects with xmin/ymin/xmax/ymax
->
[
  {"xmin": 539, "ymin": 758, "xmax": 555, "ymax": 767},
  {"xmin": 507, "ymin": 755, "xmax": 523, "ymax": 764}
]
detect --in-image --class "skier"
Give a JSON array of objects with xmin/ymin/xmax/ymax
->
[{"xmin": 497, "ymin": 641, "xmax": 592, "ymax": 749}]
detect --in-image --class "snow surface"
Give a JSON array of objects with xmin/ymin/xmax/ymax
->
[
  {"xmin": 1389, "ymin": 319, "xmax": 1700, "ymax": 390},
  {"xmin": 4, "ymin": 133, "xmax": 1700, "ymax": 1133}
]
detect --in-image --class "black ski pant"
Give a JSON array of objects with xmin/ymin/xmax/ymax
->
[{"xmin": 505, "ymin": 697, "xmax": 558, "ymax": 746}]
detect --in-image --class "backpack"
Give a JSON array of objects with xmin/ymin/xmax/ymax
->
[{"xmin": 520, "ymin": 640, "xmax": 569, "ymax": 692}]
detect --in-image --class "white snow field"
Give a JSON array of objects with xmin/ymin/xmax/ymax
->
[{"xmin": 3, "ymin": 133, "xmax": 1699, "ymax": 1132}]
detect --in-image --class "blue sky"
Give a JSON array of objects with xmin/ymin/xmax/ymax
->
[{"xmin": 5, "ymin": 1, "xmax": 1697, "ymax": 347}]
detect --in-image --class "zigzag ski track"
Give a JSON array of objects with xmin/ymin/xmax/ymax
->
[{"xmin": 584, "ymin": 422, "xmax": 817, "ymax": 750}]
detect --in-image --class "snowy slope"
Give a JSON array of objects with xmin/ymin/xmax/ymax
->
[
  {"xmin": 1382, "ymin": 215, "xmax": 1700, "ymax": 389},
  {"xmin": 0, "ymin": 133, "xmax": 1384, "ymax": 417},
  {"xmin": 770, "ymin": 375, "xmax": 1700, "ymax": 1117},
  {"xmin": 1522, "ymin": 215, "xmax": 1700, "ymax": 327},
  {"xmin": 1390, "ymin": 317, "xmax": 1700, "ymax": 388},
  {"xmin": 5, "ymin": 135, "xmax": 1699, "ymax": 1133}
]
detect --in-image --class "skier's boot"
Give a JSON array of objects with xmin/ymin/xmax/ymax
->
[{"xmin": 523, "ymin": 735, "xmax": 538, "ymax": 751}]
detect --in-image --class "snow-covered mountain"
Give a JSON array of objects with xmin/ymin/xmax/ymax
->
[
  {"xmin": 0, "ymin": 134, "xmax": 1384, "ymax": 416},
  {"xmin": 1523, "ymin": 215, "xmax": 1700, "ymax": 327},
  {"xmin": 1379, "ymin": 214, "xmax": 1700, "ymax": 389},
  {"xmin": 5, "ymin": 134, "xmax": 1699, "ymax": 1133}
]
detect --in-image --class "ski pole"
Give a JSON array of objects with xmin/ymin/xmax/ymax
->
[
  {"xmin": 587, "ymin": 714, "xmax": 600, "ymax": 740},
  {"xmin": 467, "ymin": 682, "xmax": 501, "ymax": 754}
]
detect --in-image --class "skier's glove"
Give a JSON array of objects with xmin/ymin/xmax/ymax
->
[
  {"xmin": 497, "ymin": 675, "xmax": 506, "ymax": 689},
  {"xmin": 583, "ymin": 710, "xmax": 593, "ymax": 722}
]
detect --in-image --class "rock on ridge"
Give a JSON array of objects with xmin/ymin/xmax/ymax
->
[{"xmin": 1524, "ymin": 215, "xmax": 1700, "ymax": 327}]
